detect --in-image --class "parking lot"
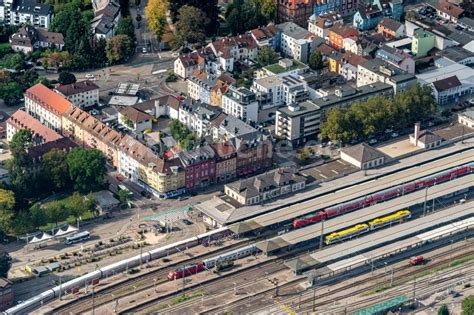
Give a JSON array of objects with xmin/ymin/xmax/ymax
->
[{"xmin": 301, "ymin": 159, "xmax": 357, "ymax": 181}]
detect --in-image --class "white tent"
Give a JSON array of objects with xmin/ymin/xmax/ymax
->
[
  {"xmin": 54, "ymin": 225, "xmax": 78, "ymax": 238},
  {"xmin": 28, "ymin": 233, "xmax": 53, "ymax": 244}
]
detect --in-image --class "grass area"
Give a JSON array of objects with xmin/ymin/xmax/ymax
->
[
  {"xmin": 38, "ymin": 194, "xmax": 96, "ymax": 231},
  {"xmin": 264, "ymin": 59, "xmax": 306, "ymax": 74},
  {"xmin": 366, "ymin": 253, "xmax": 474, "ymax": 295}
]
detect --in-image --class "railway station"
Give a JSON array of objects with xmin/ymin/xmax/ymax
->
[
  {"xmin": 255, "ymin": 174, "xmax": 473, "ymax": 255},
  {"xmin": 229, "ymin": 150, "xmax": 473, "ymax": 235},
  {"xmin": 284, "ymin": 201, "xmax": 474, "ymax": 277}
]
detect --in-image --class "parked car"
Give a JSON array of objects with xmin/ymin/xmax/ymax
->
[
  {"xmin": 391, "ymin": 132, "xmax": 399, "ymax": 138},
  {"xmin": 182, "ymin": 219, "xmax": 193, "ymax": 225},
  {"xmin": 368, "ymin": 139, "xmax": 378, "ymax": 145},
  {"xmin": 85, "ymin": 73, "xmax": 95, "ymax": 79},
  {"xmin": 142, "ymin": 47, "xmax": 147, "ymax": 53}
]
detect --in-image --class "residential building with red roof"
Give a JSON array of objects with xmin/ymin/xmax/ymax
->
[
  {"xmin": 437, "ymin": 1, "xmax": 464, "ymax": 23},
  {"xmin": 7, "ymin": 109, "xmax": 62, "ymax": 145},
  {"xmin": 328, "ymin": 24, "xmax": 359, "ymax": 50},
  {"xmin": 173, "ymin": 47, "xmax": 215, "ymax": 79},
  {"xmin": 277, "ymin": 0, "xmax": 314, "ymax": 27},
  {"xmin": 118, "ymin": 107, "xmax": 152, "ymax": 133},
  {"xmin": 249, "ymin": 24, "xmax": 279, "ymax": 48},
  {"xmin": 339, "ymin": 52, "xmax": 369, "ymax": 81},
  {"xmin": 54, "ymin": 80, "xmax": 100, "ymax": 108},
  {"xmin": 208, "ymin": 33, "xmax": 258, "ymax": 73},
  {"xmin": 25, "ymin": 83, "xmax": 72, "ymax": 132},
  {"xmin": 376, "ymin": 17, "xmax": 405, "ymax": 39},
  {"xmin": 62, "ymin": 106, "xmax": 123, "ymax": 167},
  {"xmin": 308, "ymin": 12, "xmax": 343, "ymax": 40},
  {"xmin": 212, "ymin": 142, "xmax": 237, "ymax": 182}
]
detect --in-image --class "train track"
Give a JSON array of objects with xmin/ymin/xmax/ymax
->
[
  {"xmin": 51, "ymin": 238, "xmax": 256, "ymax": 314},
  {"xmin": 227, "ymin": 242, "xmax": 474, "ymax": 315}
]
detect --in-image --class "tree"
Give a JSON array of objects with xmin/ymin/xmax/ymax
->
[
  {"xmin": 406, "ymin": 11, "xmax": 416, "ymax": 21},
  {"xmin": 0, "ymin": 189, "xmax": 15, "ymax": 236},
  {"xmin": 1, "ymin": 53, "xmax": 24, "ymax": 71},
  {"xmin": 105, "ymin": 35, "xmax": 134, "ymax": 64},
  {"xmin": 0, "ymin": 81, "xmax": 22, "ymax": 106},
  {"xmin": 225, "ymin": 0, "xmax": 276, "ymax": 35},
  {"xmin": 122, "ymin": 116, "xmax": 134, "ymax": 128},
  {"xmin": 462, "ymin": 296, "xmax": 474, "ymax": 315},
  {"xmin": 173, "ymin": 5, "xmax": 209, "ymax": 48},
  {"xmin": 34, "ymin": 77, "xmax": 52, "ymax": 88},
  {"xmin": 9, "ymin": 129, "xmax": 33, "ymax": 153},
  {"xmin": 146, "ymin": 0, "xmax": 168, "ymax": 40},
  {"xmin": 42, "ymin": 149, "xmax": 70, "ymax": 191},
  {"xmin": 438, "ymin": 304, "xmax": 449, "ymax": 315},
  {"xmin": 256, "ymin": 46, "xmax": 279, "ymax": 66},
  {"xmin": 116, "ymin": 16, "xmax": 136, "ymax": 42},
  {"xmin": 67, "ymin": 148, "xmax": 107, "ymax": 193},
  {"xmin": 0, "ymin": 250, "xmax": 11, "ymax": 278},
  {"xmin": 44, "ymin": 202, "xmax": 68, "ymax": 226},
  {"xmin": 308, "ymin": 51, "xmax": 323, "ymax": 70},
  {"xmin": 29, "ymin": 204, "xmax": 48, "ymax": 229},
  {"xmin": 169, "ymin": 0, "xmax": 218, "ymax": 34},
  {"xmin": 58, "ymin": 71, "xmax": 76, "ymax": 85},
  {"xmin": 117, "ymin": 189, "xmax": 129, "ymax": 207}
]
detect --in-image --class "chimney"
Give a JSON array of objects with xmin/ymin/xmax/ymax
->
[{"xmin": 414, "ymin": 122, "xmax": 421, "ymax": 147}]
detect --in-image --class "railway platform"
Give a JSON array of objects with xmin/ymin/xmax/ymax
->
[
  {"xmin": 284, "ymin": 201, "xmax": 474, "ymax": 277},
  {"xmin": 256, "ymin": 174, "xmax": 473, "ymax": 255},
  {"xmin": 229, "ymin": 150, "xmax": 473, "ymax": 236}
]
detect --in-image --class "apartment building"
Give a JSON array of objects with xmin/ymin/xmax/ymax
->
[
  {"xmin": 54, "ymin": 80, "xmax": 100, "ymax": 108},
  {"xmin": 25, "ymin": 83, "xmax": 72, "ymax": 133},
  {"xmin": 212, "ymin": 142, "xmax": 237, "ymax": 182},
  {"xmin": 277, "ymin": 22, "xmax": 318, "ymax": 63},
  {"xmin": 308, "ymin": 11, "xmax": 343, "ymax": 39},
  {"xmin": 275, "ymin": 101, "xmax": 321, "ymax": 146},
  {"xmin": 251, "ymin": 76, "xmax": 284, "ymax": 110},
  {"xmin": 222, "ymin": 86, "xmax": 259, "ymax": 123},
  {"xmin": 179, "ymin": 101, "xmax": 224, "ymax": 138},
  {"xmin": 62, "ymin": 106, "xmax": 123, "ymax": 167},
  {"xmin": 357, "ymin": 58, "xmax": 417, "ymax": 93},
  {"xmin": 7, "ymin": 109, "xmax": 62, "ymax": 145},
  {"xmin": 0, "ymin": 0, "xmax": 53, "ymax": 29},
  {"xmin": 178, "ymin": 145, "xmax": 216, "ymax": 190}
]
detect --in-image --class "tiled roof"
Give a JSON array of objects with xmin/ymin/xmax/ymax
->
[
  {"xmin": 54, "ymin": 80, "xmax": 99, "ymax": 96},
  {"xmin": 119, "ymin": 106, "xmax": 152, "ymax": 123},
  {"xmin": 437, "ymin": 1, "xmax": 464, "ymax": 18},
  {"xmin": 330, "ymin": 24, "xmax": 359, "ymax": 38},
  {"xmin": 341, "ymin": 143, "xmax": 386, "ymax": 163},
  {"xmin": 378, "ymin": 17, "xmax": 403, "ymax": 32},
  {"xmin": 8, "ymin": 109, "xmax": 62, "ymax": 143},
  {"xmin": 342, "ymin": 52, "xmax": 369, "ymax": 67},
  {"xmin": 210, "ymin": 34, "xmax": 257, "ymax": 59},
  {"xmin": 178, "ymin": 144, "xmax": 215, "ymax": 167},
  {"xmin": 250, "ymin": 24, "xmax": 278, "ymax": 41},
  {"xmin": 212, "ymin": 142, "xmax": 236, "ymax": 158},
  {"xmin": 157, "ymin": 95, "xmax": 181, "ymax": 111},
  {"xmin": 27, "ymin": 137, "xmax": 77, "ymax": 160},
  {"xmin": 63, "ymin": 106, "xmax": 123, "ymax": 147},
  {"xmin": 26, "ymin": 83, "xmax": 72, "ymax": 116},
  {"xmin": 432, "ymin": 75, "xmax": 462, "ymax": 92},
  {"xmin": 119, "ymin": 134, "xmax": 162, "ymax": 169}
]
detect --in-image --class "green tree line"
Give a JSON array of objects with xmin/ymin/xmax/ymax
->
[{"xmin": 320, "ymin": 84, "xmax": 436, "ymax": 143}]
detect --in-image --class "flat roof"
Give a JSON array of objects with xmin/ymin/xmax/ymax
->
[
  {"xmin": 262, "ymin": 173, "xmax": 474, "ymax": 255},
  {"xmin": 231, "ymin": 150, "xmax": 474, "ymax": 235},
  {"xmin": 286, "ymin": 199, "xmax": 474, "ymax": 273}
]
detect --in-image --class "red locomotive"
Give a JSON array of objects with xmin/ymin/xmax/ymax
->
[{"xmin": 168, "ymin": 263, "xmax": 204, "ymax": 280}]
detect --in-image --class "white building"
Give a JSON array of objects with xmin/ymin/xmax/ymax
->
[
  {"xmin": 275, "ymin": 101, "xmax": 321, "ymax": 146},
  {"xmin": 308, "ymin": 12, "xmax": 343, "ymax": 40},
  {"xmin": 277, "ymin": 22, "xmax": 318, "ymax": 63},
  {"xmin": 357, "ymin": 58, "xmax": 417, "ymax": 94},
  {"xmin": 341, "ymin": 143, "xmax": 386, "ymax": 169},
  {"xmin": 54, "ymin": 80, "xmax": 100, "ymax": 108},
  {"xmin": 222, "ymin": 86, "xmax": 259, "ymax": 123},
  {"xmin": 417, "ymin": 62, "xmax": 474, "ymax": 105},
  {"xmin": 208, "ymin": 34, "xmax": 258, "ymax": 73},
  {"xmin": 178, "ymin": 101, "xmax": 223, "ymax": 138},
  {"xmin": 458, "ymin": 110, "xmax": 474, "ymax": 128},
  {"xmin": 282, "ymin": 75, "xmax": 310, "ymax": 105},
  {"xmin": 251, "ymin": 76, "xmax": 284, "ymax": 110},
  {"xmin": 0, "ymin": 0, "xmax": 53, "ymax": 29},
  {"xmin": 187, "ymin": 72, "xmax": 216, "ymax": 105},
  {"xmin": 25, "ymin": 83, "xmax": 72, "ymax": 132},
  {"xmin": 118, "ymin": 107, "xmax": 153, "ymax": 133}
]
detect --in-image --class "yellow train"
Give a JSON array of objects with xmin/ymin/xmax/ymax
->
[
  {"xmin": 325, "ymin": 224, "xmax": 370, "ymax": 245},
  {"xmin": 324, "ymin": 210, "xmax": 412, "ymax": 245},
  {"xmin": 368, "ymin": 210, "xmax": 411, "ymax": 230}
]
